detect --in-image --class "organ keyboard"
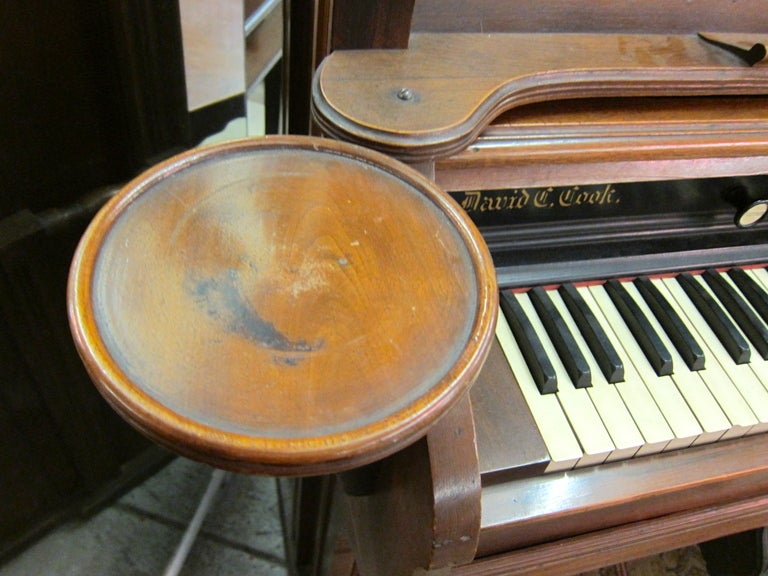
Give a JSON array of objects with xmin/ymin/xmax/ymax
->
[{"xmin": 497, "ymin": 267, "xmax": 768, "ymax": 474}]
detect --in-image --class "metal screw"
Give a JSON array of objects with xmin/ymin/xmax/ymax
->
[{"xmin": 396, "ymin": 88, "xmax": 414, "ymax": 101}]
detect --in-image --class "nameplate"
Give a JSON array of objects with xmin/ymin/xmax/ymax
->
[{"xmin": 447, "ymin": 175, "xmax": 768, "ymax": 228}]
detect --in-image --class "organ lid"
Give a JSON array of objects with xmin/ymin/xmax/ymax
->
[
  {"xmin": 67, "ymin": 136, "xmax": 497, "ymax": 476},
  {"xmin": 312, "ymin": 32, "xmax": 768, "ymax": 162}
]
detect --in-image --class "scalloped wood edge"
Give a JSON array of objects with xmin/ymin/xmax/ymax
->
[{"xmin": 313, "ymin": 32, "xmax": 768, "ymax": 162}]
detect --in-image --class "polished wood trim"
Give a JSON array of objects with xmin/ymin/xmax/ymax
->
[
  {"xmin": 284, "ymin": 0, "xmax": 415, "ymax": 135},
  {"xmin": 340, "ymin": 342, "xmax": 768, "ymax": 574},
  {"xmin": 471, "ymin": 339, "xmax": 549, "ymax": 482},
  {"xmin": 426, "ymin": 394, "xmax": 481, "ymax": 568},
  {"xmin": 477, "ymin": 434, "xmax": 768, "ymax": 555},
  {"xmin": 432, "ymin": 96, "xmax": 768, "ymax": 190},
  {"xmin": 457, "ymin": 492, "xmax": 768, "ymax": 576},
  {"xmin": 344, "ymin": 395, "xmax": 480, "ymax": 575},
  {"xmin": 313, "ymin": 33, "xmax": 768, "ymax": 161}
]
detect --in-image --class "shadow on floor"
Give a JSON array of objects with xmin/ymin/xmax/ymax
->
[{"xmin": 0, "ymin": 457, "xmax": 288, "ymax": 576}]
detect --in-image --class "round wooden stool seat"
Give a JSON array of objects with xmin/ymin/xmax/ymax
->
[{"xmin": 68, "ymin": 136, "xmax": 497, "ymax": 476}]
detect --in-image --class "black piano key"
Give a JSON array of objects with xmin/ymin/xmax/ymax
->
[
  {"xmin": 604, "ymin": 279, "xmax": 673, "ymax": 377},
  {"xmin": 499, "ymin": 290, "xmax": 558, "ymax": 394},
  {"xmin": 634, "ymin": 276, "xmax": 706, "ymax": 371},
  {"xmin": 529, "ymin": 286, "xmax": 591, "ymax": 388},
  {"xmin": 703, "ymin": 269, "xmax": 768, "ymax": 360},
  {"xmin": 728, "ymin": 267, "xmax": 768, "ymax": 326},
  {"xmin": 559, "ymin": 283, "xmax": 624, "ymax": 383},
  {"xmin": 676, "ymin": 273, "xmax": 751, "ymax": 364}
]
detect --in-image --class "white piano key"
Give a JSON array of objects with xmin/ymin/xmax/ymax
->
[
  {"xmin": 661, "ymin": 277, "xmax": 760, "ymax": 435},
  {"xmin": 707, "ymin": 270, "xmax": 768, "ymax": 360},
  {"xmin": 733, "ymin": 268, "xmax": 768, "ymax": 327},
  {"xmin": 747, "ymin": 344, "xmax": 768, "ymax": 391},
  {"xmin": 720, "ymin": 272, "xmax": 768, "ymax": 389},
  {"xmin": 627, "ymin": 280, "xmax": 729, "ymax": 445},
  {"xmin": 652, "ymin": 279, "xmax": 740, "ymax": 439},
  {"xmin": 495, "ymin": 309, "xmax": 582, "ymax": 472},
  {"xmin": 692, "ymin": 274, "xmax": 768, "ymax": 431},
  {"xmin": 517, "ymin": 292, "xmax": 615, "ymax": 467},
  {"xmin": 549, "ymin": 289, "xmax": 644, "ymax": 461},
  {"xmin": 749, "ymin": 267, "xmax": 768, "ymax": 292},
  {"xmin": 747, "ymin": 269, "xmax": 768, "ymax": 338},
  {"xmin": 588, "ymin": 284, "xmax": 700, "ymax": 450},
  {"xmin": 578, "ymin": 286, "xmax": 673, "ymax": 455}
]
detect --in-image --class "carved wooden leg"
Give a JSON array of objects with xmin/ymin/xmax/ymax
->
[
  {"xmin": 284, "ymin": 475, "xmax": 341, "ymax": 576},
  {"xmin": 342, "ymin": 394, "xmax": 480, "ymax": 576}
]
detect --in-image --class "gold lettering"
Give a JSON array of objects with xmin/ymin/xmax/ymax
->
[
  {"xmin": 458, "ymin": 184, "xmax": 620, "ymax": 213},
  {"xmin": 558, "ymin": 186, "xmax": 578, "ymax": 207},
  {"xmin": 559, "ymin": 184, "xmax": 620, "ymax": 207},
  {"xmin": 514, "ymin": 189, "xmax": 530, "ymax": 209},
  {"xmin": 479, "ymin": 196, "xmax": 496, "ymax": 211},
  {"xmin": 533, "ymin": 188, "xmax": 555, "ymax": 208},
  {"xmin": 461, "ymin": 191, "xmax": 481, "ymax": 212},
  {"xmin": 603, "ymin": 184, "xmax": 619, "ymax": 204}
]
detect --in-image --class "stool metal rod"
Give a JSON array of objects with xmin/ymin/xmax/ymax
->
[{"xmin": 163, "ymin": 467, "xmax": 228, "ymax": 576}]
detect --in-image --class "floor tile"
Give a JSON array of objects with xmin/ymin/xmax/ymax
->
[{"xmin": 0, "ymin": 458, "xmax": 288, "ymax": 576}]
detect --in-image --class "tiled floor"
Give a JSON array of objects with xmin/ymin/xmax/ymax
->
[{"xmin": 0, "ymin": 457, "xmax": 289, "ymax": 576}]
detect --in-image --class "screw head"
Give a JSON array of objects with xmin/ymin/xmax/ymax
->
[{"xmin": 396, "ymin": 88, "xmax": 414, "ymax": 101}]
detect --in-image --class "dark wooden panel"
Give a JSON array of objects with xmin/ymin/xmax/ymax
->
[
  {"xmin": 0, "ymin": 208, "xmax": 160, "ymax": 560},
  {"xmin": 284, "ymin": 0, "xmax": 415, "ymax": 135},
  {"xmin": 0, "ymin": 0, "xmax": 190, "ymax": 219},
  {"xmin": 330, "ymin": 0, "xmax": 415, "ymax": 50}
]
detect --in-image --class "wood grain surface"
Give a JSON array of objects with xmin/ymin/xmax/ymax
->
[
  {"xmin": 313, "ymin": 32, "xmax": 768, "ymax": 161},
  {"xmin": 68, "ymin": 136, "xmax": 497, "ymax": 476}
]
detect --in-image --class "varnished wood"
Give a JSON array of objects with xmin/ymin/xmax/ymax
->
[
  {"xmin": 339, "ymin": 339, "xmax": 550, "ymax": 575},
  {"xmin": 411, "ymin": 0, "xmax": 768, "ymax": 34},
  {"xmin": 311, "ymin": 7, "xmax": 768, "ymax": 576},
  {"xmin": 329, "ymin": 0, "xmax": 414, "ymax": 51},
  {"xmin": 471, "ymin": 339, "xmax": 548, "ymax": 482},
  {"xmin": 425, "ymin": 394, "xmax": 480, "ymax": 568},
  {"xmin": 295, "ymin": 3, "xmax": 768, "ymax": 574},
  {"xmin": 434, "ymin": 96, "xmax": 768, "ymax": 190},
  {"xmin": 457, "ymin": 492, "xmax": 768, "ymax": 576},
  {"xmin": 338, "ymin": 337, "xmax": 768, "ymax": 575},
  {"xmin": 68, "ymin": 136, "xmax": 497, "ymax": 476},
  {"xmin": 477, "ymin": 433, "xmax": 768, "ymax": 555},
  {"xmin": 343, "ymin": 429, "xmax": 435, "ymax": 575},
  {"xmin": 345, "ymin": 394, "xmax": 480, "ymax": 576},
  {"xmin": 313, "ymin": 32, "xmax": 768, "ymax": 161},
  {"xmin": 284, "ymin": 0, "xmax": 414, "ymax": 135}
]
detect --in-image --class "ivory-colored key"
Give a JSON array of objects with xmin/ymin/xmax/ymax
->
[
  {"xmin": 662, "ymin": 277, "xmax": 760, "ymax": 436},
  {"xmin": 589, "ymin": 284, "xmax": 701, "ymax": 450},
  {"xmin": 495, "ymin": 309, "xmax": 582, "ymax": 472},
  {"xmin": 578, "ymin": 286, "xmax": 673, "ymax": 455},
  {"xmin": 517, "ymin": 291, "xmax": 615, "ymax": 467},
  {"xmin": 549, "ymin": 289, "xmax": 644, "ymax": 461},
  {"xmin": 629, "ymin": 280, "xmax": 729, "ymax": 445}
]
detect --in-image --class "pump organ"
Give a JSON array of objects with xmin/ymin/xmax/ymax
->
[{"xmin": 309, "ymin": 2, "xmax": 768, "ymax": 574}]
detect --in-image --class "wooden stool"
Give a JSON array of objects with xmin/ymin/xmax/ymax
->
[{"xmin": 67, "ymin": 136, "xmax": 497, "ymax": 477}]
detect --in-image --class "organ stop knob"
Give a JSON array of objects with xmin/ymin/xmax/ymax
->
[{"xmin": 723, "ymin": 185, "xmax": 768, "ymax": 228}]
